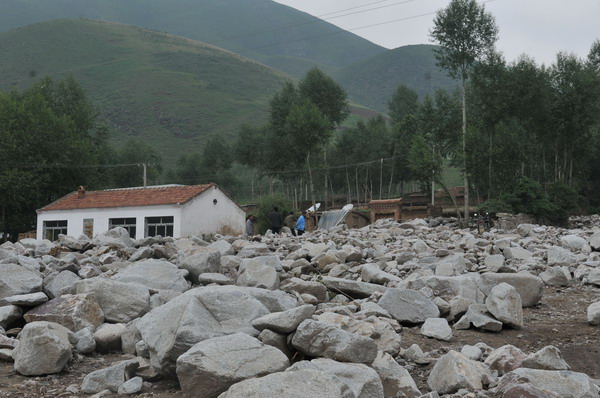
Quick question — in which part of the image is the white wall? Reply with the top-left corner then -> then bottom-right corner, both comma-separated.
36,186 -> 245,240
180,186 -> 245,236
37,205 -> 182,240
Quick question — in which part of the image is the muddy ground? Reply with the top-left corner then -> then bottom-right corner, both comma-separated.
1,285 -> 600,398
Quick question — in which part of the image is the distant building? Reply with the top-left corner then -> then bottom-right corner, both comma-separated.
36,184 -> 245,240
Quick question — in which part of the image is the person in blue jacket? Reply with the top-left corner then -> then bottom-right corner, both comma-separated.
295,211 -> 306,236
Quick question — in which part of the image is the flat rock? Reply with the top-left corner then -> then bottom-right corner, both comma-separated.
112,259 -> 189,292
378,288 -> 439,324
76,277 -> 150,323
321,276 -> 387,299
503,368 -> 599,398
289,358 -> 384,398
251,304 -> 315,333
217,368 -> 352,398
3,292 -> 48,306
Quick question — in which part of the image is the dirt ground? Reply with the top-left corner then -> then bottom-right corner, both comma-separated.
1,285 -> 600,398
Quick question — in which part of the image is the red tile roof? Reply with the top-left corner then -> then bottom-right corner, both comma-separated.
38,184 -> 214,211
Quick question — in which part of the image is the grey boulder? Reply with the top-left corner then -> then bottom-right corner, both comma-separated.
291,319 -> 378,365
176,333 -> 290,398
378,288 -> 439,324
13,321 -> 74,376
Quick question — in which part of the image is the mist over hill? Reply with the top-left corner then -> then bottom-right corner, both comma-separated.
0,19 -> 290,165
0,0 -> 386,78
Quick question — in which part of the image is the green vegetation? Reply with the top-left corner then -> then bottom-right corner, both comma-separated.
0,19 -> 289,168
0,76 -> 114,238
335,45 -> 457,113
0,0 -> 385,78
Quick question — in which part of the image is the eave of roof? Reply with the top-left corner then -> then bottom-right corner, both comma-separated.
37,184 -> 215,212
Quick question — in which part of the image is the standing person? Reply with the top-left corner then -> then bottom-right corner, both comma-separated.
295,211 -> 306,236
269,206 -> 283,234
245,215 -> 254,236
284,211 -> 297,236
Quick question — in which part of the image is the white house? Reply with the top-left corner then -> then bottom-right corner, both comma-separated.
36,184 -> 246,240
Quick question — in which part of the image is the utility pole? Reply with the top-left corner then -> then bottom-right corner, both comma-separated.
143,164 -> 147,187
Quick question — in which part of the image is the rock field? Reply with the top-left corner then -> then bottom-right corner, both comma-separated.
2,215 -> 600,397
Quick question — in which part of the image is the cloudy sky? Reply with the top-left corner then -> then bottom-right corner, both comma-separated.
273,0 -> 599,66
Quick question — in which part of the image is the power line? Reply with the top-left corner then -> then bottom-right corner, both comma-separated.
211,0 -> 419,46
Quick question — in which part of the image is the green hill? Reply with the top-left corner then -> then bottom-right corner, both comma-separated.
335,45 -> 458,113
0,0 -> 386,78
0,19 -> 290,165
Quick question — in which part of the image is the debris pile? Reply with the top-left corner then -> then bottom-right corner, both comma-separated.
1,215 -> 600,397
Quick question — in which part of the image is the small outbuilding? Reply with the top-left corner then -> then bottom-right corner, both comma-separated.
36,184 -> 245,240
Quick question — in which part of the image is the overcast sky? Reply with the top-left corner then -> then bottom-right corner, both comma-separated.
273,0 -> 599,66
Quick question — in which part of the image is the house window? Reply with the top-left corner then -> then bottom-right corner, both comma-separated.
109,217 -> 137,238
43,220 -> 67,241
83,218 -> 94,238
145,216 -> 174,237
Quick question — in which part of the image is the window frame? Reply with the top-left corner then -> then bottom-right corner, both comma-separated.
144,216 -> 174,237
43,220 -> 68,241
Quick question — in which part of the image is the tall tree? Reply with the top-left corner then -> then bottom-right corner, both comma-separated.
388,85 -> 419,125
430,0 -> 498,224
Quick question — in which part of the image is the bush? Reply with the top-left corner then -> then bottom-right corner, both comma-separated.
478,198 -> 513,214
255,193 -> 293,234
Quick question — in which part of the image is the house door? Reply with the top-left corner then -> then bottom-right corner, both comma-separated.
83,218 -> 94,238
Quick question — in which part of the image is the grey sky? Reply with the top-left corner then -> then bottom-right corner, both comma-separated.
273,0 -> 599,66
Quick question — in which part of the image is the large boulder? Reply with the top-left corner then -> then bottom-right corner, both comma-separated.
547,245 -> 577,266
480,272 -> 544,307
484,345 -> 527,376
321,276 -> 387,298
178,247 -> 222,282
485,282 -> 523,328
81,359 -> 140,394
135,285 -> 293,374
236,259 -> 280,290
289,358 -> 384,398
378,288 -> 439,324
176,333 -> 289,398
76,277 -> 150,323
587,301 -> 600,325
280,277 -> 328,302
44,270 -> 81,299
371,351 -> 421,398
13,321 -> 74,376
0,264 -> 42,304
421,317 -> 452,341
502,368 -> 599,398
111,259 -> 189,292
218,369 -> 353,398
316,312 -> 402,355
291,319 -> 378,365
427,350 -> 493,395
23,293 -> 104,332
521,345 -> 570,371
250,304 -> 315,333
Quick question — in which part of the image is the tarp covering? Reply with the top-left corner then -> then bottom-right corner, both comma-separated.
318,206 -> 353,230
